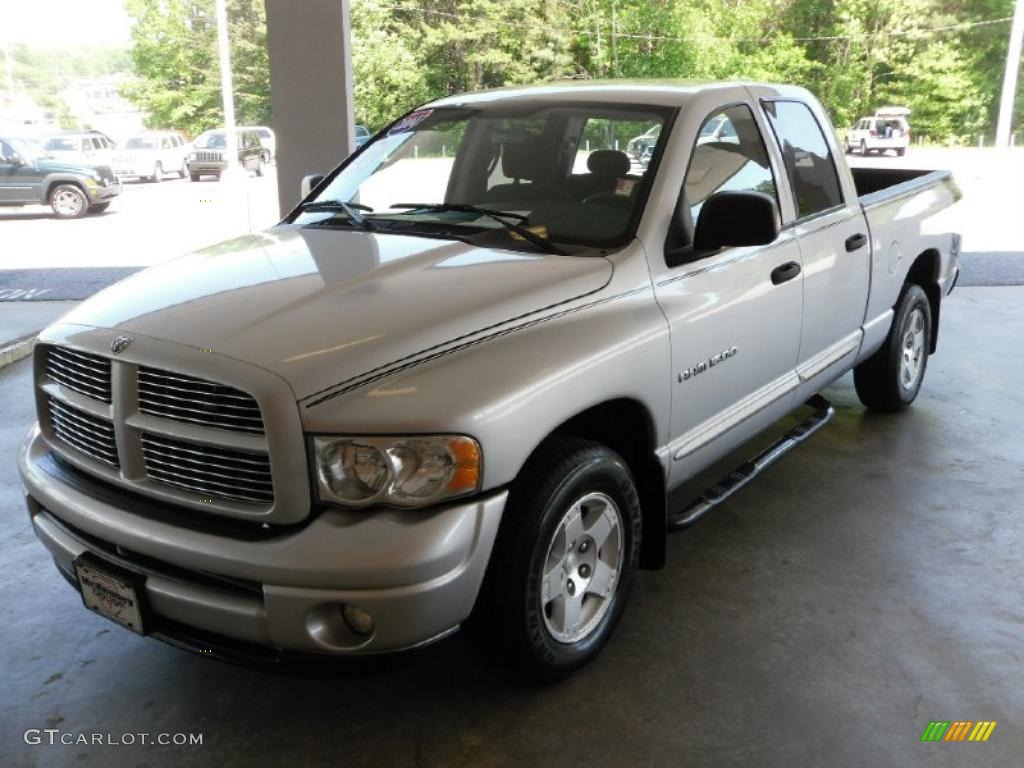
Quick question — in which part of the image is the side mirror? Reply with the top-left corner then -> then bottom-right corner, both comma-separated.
301,173 -> 325,198
693,190 -> 780,251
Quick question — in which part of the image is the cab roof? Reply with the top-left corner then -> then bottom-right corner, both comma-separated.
427,79 -> 809,109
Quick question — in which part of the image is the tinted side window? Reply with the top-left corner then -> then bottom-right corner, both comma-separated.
763,100 -> 843,218
681,104 -> 778,234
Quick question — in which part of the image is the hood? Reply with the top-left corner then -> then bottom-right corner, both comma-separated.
59,227 -> 613,399
36,157 -> 107,175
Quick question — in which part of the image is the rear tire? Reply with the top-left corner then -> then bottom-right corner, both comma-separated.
854,284 -> 932,412
466,436 -> 642,681
896,147 -> 906,157
860,140 -> 868,155
151,162 -> 163,182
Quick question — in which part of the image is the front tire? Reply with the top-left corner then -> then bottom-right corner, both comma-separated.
151,162 -> 163,182
854,284 -> 932,412
466,436 -> 642,681
860,140 -> 868,155
49,184 -> 89,219
190,173 -> 201,182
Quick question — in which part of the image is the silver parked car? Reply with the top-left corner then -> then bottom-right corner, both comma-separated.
19,82 -> 960,679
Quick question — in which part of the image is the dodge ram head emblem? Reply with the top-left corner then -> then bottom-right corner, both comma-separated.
110,335 -> 134,354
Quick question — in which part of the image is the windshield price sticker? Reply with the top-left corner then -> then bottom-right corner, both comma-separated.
389,110 -> 434,135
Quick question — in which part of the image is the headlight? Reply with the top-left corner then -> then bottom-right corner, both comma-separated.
313,435 -> 481,508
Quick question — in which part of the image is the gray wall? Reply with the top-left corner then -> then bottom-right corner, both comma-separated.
265,0 -> 355,215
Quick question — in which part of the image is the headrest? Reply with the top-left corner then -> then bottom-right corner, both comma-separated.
587,149 -> 630,178
501,141 -> 547,181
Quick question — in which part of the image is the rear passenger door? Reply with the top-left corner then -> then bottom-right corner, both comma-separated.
760,98 -> 870,397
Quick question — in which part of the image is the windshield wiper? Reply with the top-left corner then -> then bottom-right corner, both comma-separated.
297,199 -> 376,231
390,203 -> 567,255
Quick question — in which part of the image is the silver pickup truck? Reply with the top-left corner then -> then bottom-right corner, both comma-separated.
19,82 -> 960,679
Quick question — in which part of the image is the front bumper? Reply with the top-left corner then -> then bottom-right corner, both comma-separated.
20,426 -> 506,655
187,161 -> 228,174
84,177 -> 122,202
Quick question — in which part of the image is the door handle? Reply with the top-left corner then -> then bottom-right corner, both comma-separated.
845,233 -> 867,252
770,261 -> 801,285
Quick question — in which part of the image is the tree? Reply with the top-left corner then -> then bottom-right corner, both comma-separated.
123,0 -> 269,136
351,0 -> 430,129
121,0 -> 1019,143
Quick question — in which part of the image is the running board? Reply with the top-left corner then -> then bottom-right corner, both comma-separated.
667,394 -> 835,531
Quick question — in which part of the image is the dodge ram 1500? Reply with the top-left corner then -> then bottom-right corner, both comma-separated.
19,81 -> 960,679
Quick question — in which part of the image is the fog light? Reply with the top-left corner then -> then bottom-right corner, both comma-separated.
343,604 -> 375,637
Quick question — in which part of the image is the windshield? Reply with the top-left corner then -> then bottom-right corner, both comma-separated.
195,132 -> 227,149
6,138 -> 49,161
126,137 -> 159,149
302,100 -> 673,250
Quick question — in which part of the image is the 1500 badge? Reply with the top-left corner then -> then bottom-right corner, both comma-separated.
678,346 -> 738,382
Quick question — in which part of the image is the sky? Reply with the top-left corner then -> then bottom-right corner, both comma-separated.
1,0 -> 133,47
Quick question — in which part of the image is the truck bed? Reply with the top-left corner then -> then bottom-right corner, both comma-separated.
851,166 -> 958,208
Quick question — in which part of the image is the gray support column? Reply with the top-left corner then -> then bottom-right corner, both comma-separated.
265,0 -> 355,215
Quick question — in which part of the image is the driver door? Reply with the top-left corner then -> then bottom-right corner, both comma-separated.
651,102 -> 804,486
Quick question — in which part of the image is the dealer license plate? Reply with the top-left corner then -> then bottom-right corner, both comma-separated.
74,555 -> 148,634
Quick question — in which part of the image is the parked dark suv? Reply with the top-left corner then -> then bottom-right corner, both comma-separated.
0,137 -> 122,218
186,129 -> 265,180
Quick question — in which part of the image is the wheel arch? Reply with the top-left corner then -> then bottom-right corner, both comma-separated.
538,397 -> 667,570
42,174 -> 87,203
904,248 -> 942,353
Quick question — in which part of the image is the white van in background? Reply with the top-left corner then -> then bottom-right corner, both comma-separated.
846,107 -> 911,156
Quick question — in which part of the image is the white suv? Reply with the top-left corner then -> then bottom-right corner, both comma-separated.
846,109 -> 911,156
111,130 -> 190,182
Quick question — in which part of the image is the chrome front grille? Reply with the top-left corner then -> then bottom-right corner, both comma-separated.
47,397 -> 119,467
38,343 -> 277,512
138,367 -> 264,434
45,347 -> 112,402
141,433 -> 274,504
194,151 -> 223,163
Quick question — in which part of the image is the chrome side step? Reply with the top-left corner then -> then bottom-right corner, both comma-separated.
667,395 -> 835,531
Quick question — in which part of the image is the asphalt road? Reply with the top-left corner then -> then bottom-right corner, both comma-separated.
0,148 -> 1021,302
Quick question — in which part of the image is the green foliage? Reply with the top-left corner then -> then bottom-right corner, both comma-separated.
123,0 -> 269,136
119,0 -> 1020,142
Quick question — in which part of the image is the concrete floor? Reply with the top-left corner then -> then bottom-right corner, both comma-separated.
1,287 -> 1021,767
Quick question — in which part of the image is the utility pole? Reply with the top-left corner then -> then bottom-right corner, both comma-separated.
215,0 -> 240,174
996,0 -> 1024,148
